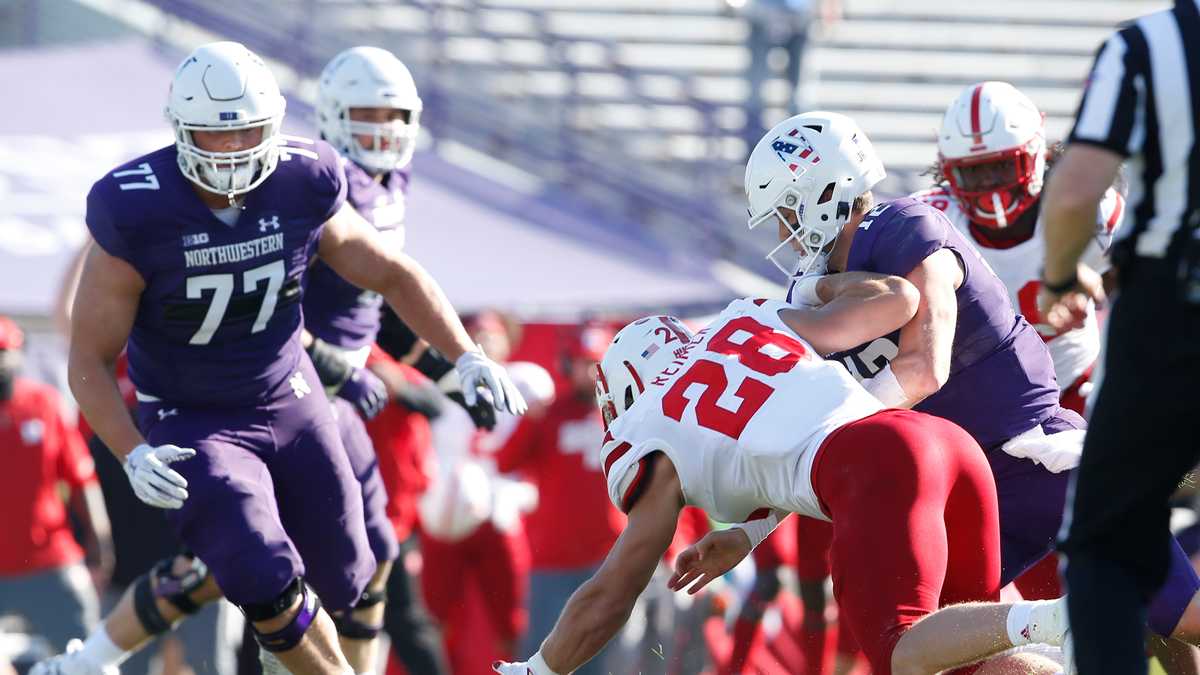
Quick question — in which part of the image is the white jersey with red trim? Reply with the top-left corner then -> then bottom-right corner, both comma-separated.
911,185 -> 1125,389
600,298 -> 883,523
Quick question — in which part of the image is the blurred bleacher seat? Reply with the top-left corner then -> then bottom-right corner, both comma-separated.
811,0 -> 1170,193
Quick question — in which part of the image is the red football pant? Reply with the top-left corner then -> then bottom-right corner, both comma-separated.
419,521 -> 530,670
813,410 -> 1002,675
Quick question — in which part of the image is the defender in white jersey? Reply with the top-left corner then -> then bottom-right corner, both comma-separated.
915,81 -> 1126,415
494,274 -> 1071,675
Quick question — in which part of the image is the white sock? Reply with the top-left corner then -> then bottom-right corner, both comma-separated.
1006,599 -> 1067,647
79,627 -> 130,668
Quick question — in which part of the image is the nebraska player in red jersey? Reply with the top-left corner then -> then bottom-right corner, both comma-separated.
494,276 -> 1069,675
914,81 -> 1124,419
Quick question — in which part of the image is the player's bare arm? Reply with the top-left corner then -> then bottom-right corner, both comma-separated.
778,271 -> 919,355
535,453 -> 683,674
317,203 -> 474,361
319,203 -> 527,413
68,242 -> 147,459
888,248 -> 964,406
1039,144 -> 1123,331
668,509 -> 790,595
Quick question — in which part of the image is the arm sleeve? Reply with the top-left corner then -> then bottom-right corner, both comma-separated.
1069,28 -> 1147,158
85,183 -> 135,266
858,207 -> 950,278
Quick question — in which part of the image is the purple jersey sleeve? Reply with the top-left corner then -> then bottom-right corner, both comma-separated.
85,182 -> 136,266
848,199 -> 951,278
307,142 -> 349,224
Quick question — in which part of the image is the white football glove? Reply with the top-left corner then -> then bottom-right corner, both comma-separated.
493,651 -> 557,674
456,345 -> 528,416
124,443 -> 196,509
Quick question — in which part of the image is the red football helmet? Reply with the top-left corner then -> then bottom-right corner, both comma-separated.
937,81 -> 1047,229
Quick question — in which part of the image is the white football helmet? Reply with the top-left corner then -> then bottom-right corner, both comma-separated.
937,81 -> 1047,229
745,112 -> 886,277
166,42 -> 286,199
317,46 -> 423,175
595,315 -> 694,429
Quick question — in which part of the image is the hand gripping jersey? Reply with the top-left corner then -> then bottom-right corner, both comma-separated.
85,137 -> 347,407
302,158 -> 411,358
600,298 -> 882,521
912,185 -> 1125,389
795,197 -> 1061,450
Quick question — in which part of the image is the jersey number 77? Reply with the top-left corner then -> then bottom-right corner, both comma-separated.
662,316 -> 810,439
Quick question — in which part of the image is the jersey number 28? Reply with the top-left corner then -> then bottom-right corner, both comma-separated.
661,316 -> 809,439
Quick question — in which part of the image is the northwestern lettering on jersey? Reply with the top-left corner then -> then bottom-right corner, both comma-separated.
183,232 -> 284,268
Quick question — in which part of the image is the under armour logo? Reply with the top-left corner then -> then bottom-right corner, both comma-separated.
289,371 -> 312,399
157,408 -> 179,421
258,216 -> 281,232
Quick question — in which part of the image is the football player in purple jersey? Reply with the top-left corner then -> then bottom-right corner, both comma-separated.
32,47 -> 464,675
61,42 -> 525,675
732,111 -> 1200,661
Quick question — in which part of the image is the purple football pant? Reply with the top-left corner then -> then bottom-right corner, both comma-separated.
989,408 -> 1198,636
135,362 -> 375,613
331,397 -> 399,564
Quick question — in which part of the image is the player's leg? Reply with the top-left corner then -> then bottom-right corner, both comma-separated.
324,399 -> 400,675
142,404 -> 351,675
263,391 -> 377,673
726,521 -> 792,674
815,410 -> 1004,675
472,522 -> 531,661
30,554 -> 220,675
893,416 -> 1071,674
794,517 -> 834,675
986,413 -> 1079,589
381,536 -> 449,675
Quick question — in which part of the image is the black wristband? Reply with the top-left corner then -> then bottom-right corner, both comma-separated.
1040,269 -> 1079,294
305,337 -> 353,389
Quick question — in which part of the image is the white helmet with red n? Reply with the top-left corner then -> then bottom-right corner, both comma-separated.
595,316 -> 694,429
937,81 -> 1047,229
745,111 -> 886,277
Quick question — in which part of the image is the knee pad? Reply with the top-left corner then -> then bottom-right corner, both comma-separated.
331,588 -> 387,640
243,578 -> 322,653
132,555 -> 211,635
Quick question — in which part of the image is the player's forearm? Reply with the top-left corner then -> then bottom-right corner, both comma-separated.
540,579 -> 637,673
379,256 -> 475,362
1041,196 -> 1098,285
68,354 -> 145,459
1042,145 -> 1123,285
783,274 -> 918,354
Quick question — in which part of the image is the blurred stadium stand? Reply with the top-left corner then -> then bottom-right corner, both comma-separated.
0,0 -> 1168,305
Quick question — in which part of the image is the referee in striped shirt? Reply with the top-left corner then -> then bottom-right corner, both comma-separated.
1039,1 -> 1199,672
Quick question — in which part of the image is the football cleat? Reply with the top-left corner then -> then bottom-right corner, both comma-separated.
29,639 -> 119,675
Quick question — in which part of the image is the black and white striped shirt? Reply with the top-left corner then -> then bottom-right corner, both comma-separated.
1070,0 -> 1200,258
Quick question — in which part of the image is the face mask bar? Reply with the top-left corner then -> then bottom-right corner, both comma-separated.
341,110 -> 420,174
174,116 -> 282,202
750,186 -> 832,277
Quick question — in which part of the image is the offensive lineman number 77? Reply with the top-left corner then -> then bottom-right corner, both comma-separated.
186,260 -> 285,345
